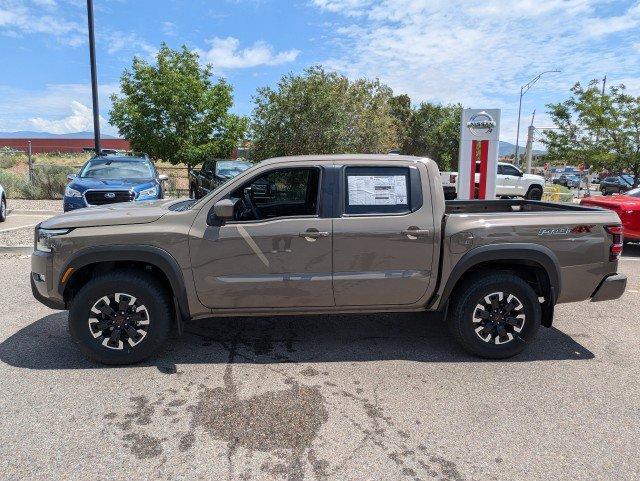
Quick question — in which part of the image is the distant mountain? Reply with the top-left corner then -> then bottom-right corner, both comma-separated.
0,131 -> 117,139
499,141 -> 546,157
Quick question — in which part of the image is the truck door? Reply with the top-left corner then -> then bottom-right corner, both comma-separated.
332,164 -> 436,306
501,163 -> 523,196
189,165 -> 334,309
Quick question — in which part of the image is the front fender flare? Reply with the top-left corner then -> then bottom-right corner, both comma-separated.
59,245 -> 191,323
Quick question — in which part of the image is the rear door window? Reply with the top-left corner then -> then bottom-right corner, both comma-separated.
344,166 -> 413,215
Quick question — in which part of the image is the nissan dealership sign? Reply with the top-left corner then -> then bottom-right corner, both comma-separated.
457,109 -> 501,200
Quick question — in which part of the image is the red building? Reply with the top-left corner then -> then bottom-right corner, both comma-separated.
0,138 -> 130,154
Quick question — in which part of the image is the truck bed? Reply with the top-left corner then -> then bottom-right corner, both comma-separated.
445,199 -> 601,215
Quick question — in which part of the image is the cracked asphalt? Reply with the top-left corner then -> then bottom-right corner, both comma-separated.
0,249 -> 639,480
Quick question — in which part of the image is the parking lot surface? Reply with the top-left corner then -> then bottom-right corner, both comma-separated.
1,250 -> 639,481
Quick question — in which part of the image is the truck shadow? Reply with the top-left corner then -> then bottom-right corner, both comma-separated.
0,310 -> 594,370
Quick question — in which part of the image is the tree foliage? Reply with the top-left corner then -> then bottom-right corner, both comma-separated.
110,44 -> 247,167
543,80 -> 640,186
250,66 -> 398,160
392,100 -> 461,170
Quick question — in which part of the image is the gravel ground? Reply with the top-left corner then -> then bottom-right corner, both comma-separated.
0,228 -> 33,247
0,249 -> 639,480
7,199 -> 62,212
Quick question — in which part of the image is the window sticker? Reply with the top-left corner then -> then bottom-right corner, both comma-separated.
348,175 -> 408,205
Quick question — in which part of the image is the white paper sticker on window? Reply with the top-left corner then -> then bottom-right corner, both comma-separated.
348,175 -> 408,205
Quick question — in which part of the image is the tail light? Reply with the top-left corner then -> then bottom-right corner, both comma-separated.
450,174 -> 457,184
605,225 -> 624,261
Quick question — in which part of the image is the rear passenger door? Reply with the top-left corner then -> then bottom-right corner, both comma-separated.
332,164 -> 436,306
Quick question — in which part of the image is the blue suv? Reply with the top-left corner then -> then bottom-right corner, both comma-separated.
64,155 -> 168,212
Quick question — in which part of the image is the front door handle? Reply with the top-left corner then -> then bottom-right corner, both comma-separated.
402,228 -> 431,239
299,229 -> 330,241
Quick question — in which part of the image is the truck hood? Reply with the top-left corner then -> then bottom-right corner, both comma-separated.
523,173 -> 545,182
41,199 -> 177,229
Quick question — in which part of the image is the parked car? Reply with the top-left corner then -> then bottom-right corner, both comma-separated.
0,183 -> 6,222
189,159 -> 252,199
31,154 -> 626,365
63,155 -> 168,212
581,187 -> 640,242
600,175 -> 634,195
441,162 -> 545,200
552,174 -> 581,189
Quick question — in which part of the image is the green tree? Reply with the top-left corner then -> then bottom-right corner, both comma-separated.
250,66 -> 398,160
392,102 -> 462,171
110,44 -> 247,167
543,80 -> 640,186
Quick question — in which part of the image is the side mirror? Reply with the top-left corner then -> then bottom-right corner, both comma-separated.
213,198 -> 236,221
67,173 -> 77,181
158,174 -> 169,182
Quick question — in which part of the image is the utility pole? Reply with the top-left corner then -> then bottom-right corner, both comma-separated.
86,0 -> 101,156
525,110 -> 535,174
515,69 -> 561,167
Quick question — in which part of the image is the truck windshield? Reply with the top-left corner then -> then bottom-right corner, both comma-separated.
80,158 -> 154,179
215,161 -> 252,179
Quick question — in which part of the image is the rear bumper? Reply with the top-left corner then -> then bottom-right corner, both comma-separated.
590,274 -> 627,302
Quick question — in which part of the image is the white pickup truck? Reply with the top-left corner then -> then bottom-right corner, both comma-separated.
441,162 -> 545,200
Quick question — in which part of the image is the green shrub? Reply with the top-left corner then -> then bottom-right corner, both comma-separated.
0,169 -> 29,197
0,147 -> 25,169
25,165 -> 77,200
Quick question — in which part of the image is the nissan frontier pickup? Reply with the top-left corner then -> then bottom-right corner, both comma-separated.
31,154 -> 626,364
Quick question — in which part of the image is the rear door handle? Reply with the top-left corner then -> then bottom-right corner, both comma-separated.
402,228 -> 431,238
299,229 -> 330,241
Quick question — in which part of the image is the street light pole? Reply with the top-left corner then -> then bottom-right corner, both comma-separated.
514,69 -> 560,167
86,0 -> 101,156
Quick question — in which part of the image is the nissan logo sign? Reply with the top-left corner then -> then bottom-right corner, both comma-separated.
104,192 -> 116,199
467,111 -> 496,136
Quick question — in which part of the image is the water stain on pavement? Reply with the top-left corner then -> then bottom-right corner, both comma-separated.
102,334 -> 468,480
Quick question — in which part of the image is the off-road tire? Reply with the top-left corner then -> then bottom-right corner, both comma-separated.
448,272 -> 541,359
68,269 -> 172,365
526,186 -> 543,201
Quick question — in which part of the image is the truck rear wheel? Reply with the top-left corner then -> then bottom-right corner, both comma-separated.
448,272 -> 541,359
68,270 -> 172,365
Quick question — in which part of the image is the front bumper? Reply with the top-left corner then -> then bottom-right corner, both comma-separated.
31,250 -> 65,310
590,274 -> 627,302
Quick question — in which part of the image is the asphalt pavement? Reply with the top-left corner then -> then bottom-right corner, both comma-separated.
0,250 -> 639,480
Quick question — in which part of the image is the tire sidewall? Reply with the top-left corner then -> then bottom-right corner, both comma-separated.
68,273 -> 171,365
0,197 -> 6,222
452,275 -> 541,358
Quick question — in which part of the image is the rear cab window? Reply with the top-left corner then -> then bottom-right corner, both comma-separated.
343,166 -> 422,215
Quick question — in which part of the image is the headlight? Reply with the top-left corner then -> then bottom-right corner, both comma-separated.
36,228 -> 71,252
65,186 -> 82,198
139,186 -> 158,197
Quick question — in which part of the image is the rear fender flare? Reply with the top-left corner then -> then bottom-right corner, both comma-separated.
437,243 -> 561,309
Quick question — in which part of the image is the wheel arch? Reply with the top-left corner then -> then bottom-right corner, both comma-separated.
437,244 -> 560,326
59,245 -> 190,327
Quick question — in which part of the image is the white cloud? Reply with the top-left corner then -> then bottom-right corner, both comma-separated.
198,37 -> 300,69
161,21 -> 176,36
0,83 -> 120,135
310,0 -> 640,146
28,100 -> 110,134
0,0 -> 85,46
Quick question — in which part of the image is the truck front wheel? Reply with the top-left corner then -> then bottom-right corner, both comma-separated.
68,270 -> 172,365
448,272 -> 541,359
526,186 -> 543,200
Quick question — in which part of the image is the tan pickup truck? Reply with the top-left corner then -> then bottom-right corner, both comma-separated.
31,154 -> 626,364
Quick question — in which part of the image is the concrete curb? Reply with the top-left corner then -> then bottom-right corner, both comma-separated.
0,245 -> 32,255
7,209 -> 61,216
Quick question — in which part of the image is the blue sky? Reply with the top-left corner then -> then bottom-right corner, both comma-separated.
1,0 -> 639,147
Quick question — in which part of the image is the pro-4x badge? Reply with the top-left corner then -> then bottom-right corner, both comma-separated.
538,227 -> 569,236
